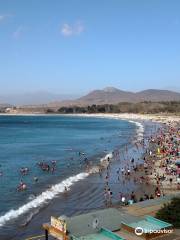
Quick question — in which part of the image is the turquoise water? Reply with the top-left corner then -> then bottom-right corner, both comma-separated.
0,115 -> 136,221
77,233 -> 120,240
74,228 -> 124,239
128,216 -> 172,233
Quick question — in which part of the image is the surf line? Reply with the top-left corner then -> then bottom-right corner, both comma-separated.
127,120 -> 144,141
0,172 -> 89,227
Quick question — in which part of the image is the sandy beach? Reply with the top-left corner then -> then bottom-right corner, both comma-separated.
90,113 -> 180,193
67,113 -> 180,123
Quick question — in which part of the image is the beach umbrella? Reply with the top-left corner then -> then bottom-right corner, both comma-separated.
175,160 -> 180,165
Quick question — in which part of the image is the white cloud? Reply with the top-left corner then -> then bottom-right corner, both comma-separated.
13,26 -> 23,39
61,21 -> 85,37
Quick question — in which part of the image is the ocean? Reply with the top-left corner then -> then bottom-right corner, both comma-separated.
0,115 -> 149,239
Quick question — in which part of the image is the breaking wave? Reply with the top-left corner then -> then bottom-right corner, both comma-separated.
0,172 -> 89,227
128,120 -> 144,140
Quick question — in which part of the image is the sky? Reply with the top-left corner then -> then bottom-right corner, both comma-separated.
0,0 -> 180,95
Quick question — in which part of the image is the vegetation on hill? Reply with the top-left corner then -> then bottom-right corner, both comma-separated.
56,101 -> 180,114
1,101 -> 179,114
75,88 -> 180,105
156,197 -> 180,228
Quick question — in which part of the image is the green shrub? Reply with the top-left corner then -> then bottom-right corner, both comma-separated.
156,197 -> 180,228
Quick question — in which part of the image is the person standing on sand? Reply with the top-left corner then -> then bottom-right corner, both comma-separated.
121,195 -> 126,205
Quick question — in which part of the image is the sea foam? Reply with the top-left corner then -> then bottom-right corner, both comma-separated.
0,172 -> 89,227
128,120 -> 144,140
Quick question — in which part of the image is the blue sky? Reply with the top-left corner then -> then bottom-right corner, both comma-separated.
0,0 -> 180,94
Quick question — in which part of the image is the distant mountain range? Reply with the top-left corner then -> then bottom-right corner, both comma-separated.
0,103 -> 13,108
0,92 -> 80,106
1,87 -> 180,109
47,87 -> 180,108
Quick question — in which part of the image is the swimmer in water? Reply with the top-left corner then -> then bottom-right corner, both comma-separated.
51,160 -> 57,166
33,176 -> 38,182
17,180 -> 27,191
64,186 -> 68,192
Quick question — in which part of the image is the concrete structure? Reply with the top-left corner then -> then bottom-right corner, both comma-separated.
42,196 -> 179,240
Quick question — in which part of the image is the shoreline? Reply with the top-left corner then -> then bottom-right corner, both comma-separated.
0,114 -> 179,239
1,112 -> 180,123
68,113 -> 180,124
78,114 -> 180,199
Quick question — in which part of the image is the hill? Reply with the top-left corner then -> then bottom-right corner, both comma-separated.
47,87 -> 180,108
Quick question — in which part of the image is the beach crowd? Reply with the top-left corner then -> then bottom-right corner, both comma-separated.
101,120 -> 180,206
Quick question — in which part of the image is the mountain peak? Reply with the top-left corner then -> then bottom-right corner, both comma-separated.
103,87 -> 120,92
